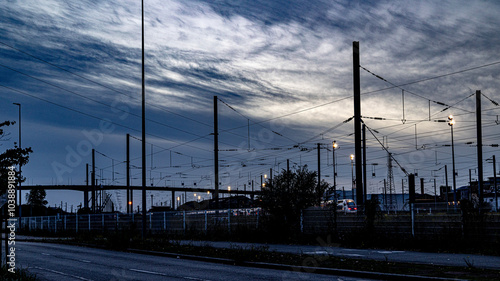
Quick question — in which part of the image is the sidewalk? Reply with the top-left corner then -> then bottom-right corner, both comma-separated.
175,239 -> 500,270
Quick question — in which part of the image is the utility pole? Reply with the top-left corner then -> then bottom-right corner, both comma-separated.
85,164 -> 89,209
92,149 -> 95,213
126,133 -> 130,214
476,90 -> 484,208
317,143 -> 321,190
141,0 -> 147,238
494,155 -> 498,212
362,124 -> 367,203
353,41 -> 364,208
445,165 -> 449,204
214,96 -> 219,209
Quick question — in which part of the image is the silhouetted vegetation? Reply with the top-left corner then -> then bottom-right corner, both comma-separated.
259,165 -> 328,235
0,120 -> 32,195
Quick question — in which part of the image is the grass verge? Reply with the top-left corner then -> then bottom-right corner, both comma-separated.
0,266 -> 39,281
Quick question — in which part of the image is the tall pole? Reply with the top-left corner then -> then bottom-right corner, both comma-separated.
126,133 -> 130,214
85,164 -> 89,209
317,143 -> 321,190
351,155 -> 354,200
141,0 -> 147,238
13,103 -> 21,219
332,141 -> 337,197
445,165 -> 449,204
494,155 -> 497,212
476,90 -> 484,208
92,149 -> 95,213
214,96 -> 219,209
449,117 -> 457,204
353,41 -> 364,208
362,124 -> 367,203
489,155 -> 498,212
332,141 -> 337,230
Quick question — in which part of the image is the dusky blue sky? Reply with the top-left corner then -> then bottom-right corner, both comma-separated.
1,0 -> 499,211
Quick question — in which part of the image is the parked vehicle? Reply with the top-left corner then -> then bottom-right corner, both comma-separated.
337,199 -> 357,213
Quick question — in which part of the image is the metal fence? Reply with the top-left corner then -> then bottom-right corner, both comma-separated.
18,208 -> 262,234
302,204 -> 500,242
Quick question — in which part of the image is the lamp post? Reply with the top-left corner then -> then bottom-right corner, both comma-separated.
332,141 -> 338,230
332,141 -> 338,198
448,115 -> 457,205
13,103 -> 21,220
350,154 -> 355,200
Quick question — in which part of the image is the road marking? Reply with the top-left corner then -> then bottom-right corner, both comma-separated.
377,251 -> 405,254
41,253 -> 51,256
79,259 -> 91,263
343,254 -> 365,257
32,266 -> 93,281
303,251 -> 330,255
130,268 -> 169,276
130,269 -> 211,281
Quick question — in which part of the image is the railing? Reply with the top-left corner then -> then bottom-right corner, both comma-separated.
17,208 -> 262,234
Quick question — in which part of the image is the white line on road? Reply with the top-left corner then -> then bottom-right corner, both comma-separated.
130,268 -> 211,281
41,253 -> 51,256
79,259 -> 91,263
130,268 -> 169,276
32,266 -> 93,281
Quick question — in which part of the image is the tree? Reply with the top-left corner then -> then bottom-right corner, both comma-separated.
0,121 -> 33,195
25,187 -> 48,207
259,165 -> 329,228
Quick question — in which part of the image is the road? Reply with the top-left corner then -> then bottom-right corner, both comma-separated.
15,241 -> 380,281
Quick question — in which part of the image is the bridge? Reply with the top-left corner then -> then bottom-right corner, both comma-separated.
22,185 -> 261,211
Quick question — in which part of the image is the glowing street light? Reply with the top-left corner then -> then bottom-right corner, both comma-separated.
350,154 -> 355,198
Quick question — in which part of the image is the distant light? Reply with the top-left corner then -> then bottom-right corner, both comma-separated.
128,201 -> 132,205
264,174 -> 267,179
350,154 -> 354,160
194,193 -> 197,197
333,141 -> 338,149
228,186 -> 231,191
177,196 -> 180,201
207,191 -> 210,194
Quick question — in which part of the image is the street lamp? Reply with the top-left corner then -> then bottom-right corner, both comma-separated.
332,141 -> 338,230
13,103 -> 22,220
448,115 -> 457,205
332,141 -> 338,194
350,154 -> 355,199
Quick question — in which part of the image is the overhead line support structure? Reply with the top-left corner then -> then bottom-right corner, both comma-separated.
353,41 -> 364,208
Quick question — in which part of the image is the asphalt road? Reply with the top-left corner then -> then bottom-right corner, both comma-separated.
14,241 -> 380,281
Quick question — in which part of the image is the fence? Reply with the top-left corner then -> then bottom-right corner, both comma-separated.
18,208 -> 261,235
16,205 -> 500,242
302,205 -> 500,242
